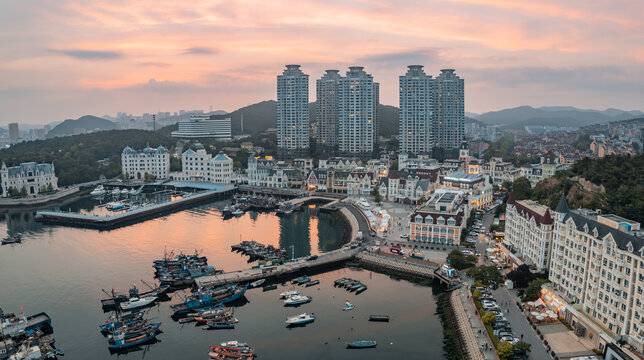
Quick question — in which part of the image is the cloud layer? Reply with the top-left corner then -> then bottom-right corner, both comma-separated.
0,0 -> 642,124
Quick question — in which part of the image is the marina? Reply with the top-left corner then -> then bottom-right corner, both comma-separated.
0,197 -> 445,359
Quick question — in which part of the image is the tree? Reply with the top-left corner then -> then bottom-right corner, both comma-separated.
47,183 -> 53,192
447,250 -> 477,270
506,264 -> 535,288
143,173 -> 156,182
40,185 -> 47,194
9,188 -> 19,197
497,341 -> 515,360
514,340 -> 532,358
472,289 -> 481,299
512,177 -> 532,200
20,186 -> 27,197
374,191 -> 382,203
467,266 -> 502,288
482,311 -> 496,326
523,279 -> 548,302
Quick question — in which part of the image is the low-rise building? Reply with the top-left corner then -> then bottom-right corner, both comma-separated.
121,145 -> 170,180
378,168 -> 439,204
505,193 -> 554,272
549,195 -> 644,352
408,190 -> 467,245
347,172 -> 375,196
439,171 -> 493,209
169,145 -> 233,183
1,162 -> 58,197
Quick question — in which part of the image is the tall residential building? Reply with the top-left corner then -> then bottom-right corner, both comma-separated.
316,70 -> 341,149
337,66 -> 378,157
399,65 -> 434,155
433,69 -> 464,152
277,64 -> 309,159
8,123 -> 19,142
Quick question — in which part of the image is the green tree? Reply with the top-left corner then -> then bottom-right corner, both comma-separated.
20,186 -> 27,197
47,183 -> 54,192
143,173 -> 156,182
523,279 -> 548,302
512,177 -> 532,200
374,191 -> 382,203
417,195 -> 426,204
467,266 -> 502,288
497,341 -> 514,360
9,188 -> 19,197
447,250 -> 477,270
482,311 -> 496,326
514,340 -> 532,358
472,289 -> 481,300
40,185 -> 47,193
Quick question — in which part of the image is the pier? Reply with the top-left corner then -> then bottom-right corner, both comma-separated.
35,186 -> 234,229
195,247 -> 361,288
355,251 -> 439,278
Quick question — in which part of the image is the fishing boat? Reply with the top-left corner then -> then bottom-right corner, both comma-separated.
219,341 -> 251,351
100,311 -> 144,333
355,285 -> 367,294
90,185 -> 107,196
285,313 -> 315,327
107,324 -> 161,350
348,282 -> 364,292
283,295 -> 312,306
204,317 -> 237,329
334,278 -> 348,286
171,284 -> 248,315
291,276 -> 308,284
342,301 -> 354,311
209,344 -> 255,359
279,290 -> 299,299
120,296 -> 157,311
1,234 -> 21,245
369,315 -> 389,322
346,340 -> 377,349
249,279 -> 265,288
304,280 -> 320,287
232,208 -> 244,216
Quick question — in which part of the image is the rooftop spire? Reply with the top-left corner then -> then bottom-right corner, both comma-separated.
555,193 -> 569,213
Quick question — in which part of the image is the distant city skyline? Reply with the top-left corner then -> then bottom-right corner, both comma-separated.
1,0 -> 643,125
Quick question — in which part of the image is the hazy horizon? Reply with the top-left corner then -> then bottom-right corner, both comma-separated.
1,0 -> 643,125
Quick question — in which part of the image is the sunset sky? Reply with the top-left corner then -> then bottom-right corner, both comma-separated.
1,0 -> 643,125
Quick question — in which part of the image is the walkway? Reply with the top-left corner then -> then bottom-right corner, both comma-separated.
355,251 -> 437,278
456,287 -> 497,360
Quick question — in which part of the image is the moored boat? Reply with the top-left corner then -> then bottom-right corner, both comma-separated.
285,313 -> 315,327
279,290 -> 299,299
1,234 -> 21,245
120,296 -> 157,311
304,280 -> 319,287
342,301 -> 354,311
107,325 -> 160,350
368,315 -> 389,322
283,295 -> 312,306
90,185 -> 107,196
249,279 -> 265,288
346,340 -> 377,349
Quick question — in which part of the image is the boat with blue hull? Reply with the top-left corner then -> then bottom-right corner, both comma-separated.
346,340 -> 377,349
100,312 -> 144,333
285,313 -> 315,327
171,284 -> 248,315
107,323 -> 161,350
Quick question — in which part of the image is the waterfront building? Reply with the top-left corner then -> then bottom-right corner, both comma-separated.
548,195 -> 644,352
399,65 -> 433,155
438,171 -> 493,209
247,156 -> 277,187
1,162 -> 58,197
277,64 -> 309,159
316,70 -> 342,149
171,115 -> 232,140
379,169 -> 439,204
433,69 -> 464,153
337,66 -> 378,157
170,145 -> 232,183
505,193 -> 554,272
408,190 -> 467,245
121,145 -> 170,180
8,123 -> 19,142
346,172 -> 375,196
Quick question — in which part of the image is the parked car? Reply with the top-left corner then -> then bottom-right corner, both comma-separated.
307,255 -> 318,261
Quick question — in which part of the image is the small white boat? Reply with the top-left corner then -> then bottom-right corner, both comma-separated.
90,185 -> 106,196
120,296 -> 157,311
284,295 -> 312,306
286,313 -> 315,326
232,209 -> 244,216
280,290 -> 300,299
129,188 -> 138,195
250,279 -> 265,288
120,188 -> 129,195
111,188 -> 121,195
342,301 -> 354,311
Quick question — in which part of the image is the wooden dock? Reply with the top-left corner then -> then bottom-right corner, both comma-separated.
35,187 -> 234,229
195,247 -> 360,288
355,251 -> 438,278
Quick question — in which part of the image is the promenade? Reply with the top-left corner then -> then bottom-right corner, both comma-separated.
455,287 -> 498,360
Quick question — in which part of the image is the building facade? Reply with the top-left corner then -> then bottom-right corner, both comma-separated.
439,171 -> 493,209
8,123 -> 19,142
505,194 -> 554,272
170,146 -> 233,183
549,195 -> 644,352
316,70 -> 342,149
1,162 -> 58,197
171,115 -> 232,140
277,64 -> 309,159
408,190 -> 467,245
337,66 -> 378,157
121,145 -> 170,180
433,69 -> 464,151
399,65 -> 433,155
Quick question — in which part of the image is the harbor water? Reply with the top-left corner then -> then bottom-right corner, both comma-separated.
0,196 -> 445,359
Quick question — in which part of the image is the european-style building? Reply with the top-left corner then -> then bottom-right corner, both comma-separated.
408,190 -> 468,245
121,145 -> 170,180
169,145 -> 233,183
1,162 -> 58,197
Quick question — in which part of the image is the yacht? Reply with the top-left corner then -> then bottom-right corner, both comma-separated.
285,313 -> 315,326
120,188 -> 129,195
111,188 -> 121,196
283,295 -> 312,306
90,185 -> 106,196
119,296 -> 157,311
129,188 -> 138,195
279,290 -> 299,299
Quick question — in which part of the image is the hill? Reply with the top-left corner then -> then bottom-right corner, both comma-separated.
473,106 -> 642,128
46,115 -> 117,138
0,130 -> 174,186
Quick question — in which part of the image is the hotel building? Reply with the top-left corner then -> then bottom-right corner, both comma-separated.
121,145 -> 170,180
408,190 -> 467,245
